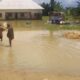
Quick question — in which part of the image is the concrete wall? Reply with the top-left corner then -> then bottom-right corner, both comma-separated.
0,9 -> 42,20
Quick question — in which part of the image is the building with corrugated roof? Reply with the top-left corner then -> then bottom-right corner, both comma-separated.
0,0 -> 43,20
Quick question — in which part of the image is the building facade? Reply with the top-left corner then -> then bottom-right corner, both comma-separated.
0,0 -> 43,20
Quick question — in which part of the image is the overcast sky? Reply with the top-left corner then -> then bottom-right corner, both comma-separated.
34,0 -> 78,7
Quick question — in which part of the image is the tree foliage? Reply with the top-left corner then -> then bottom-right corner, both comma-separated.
53,1 -> 63,12
70,1 -> 80,16
41,1 -> 64,16
76,1 -> 80,16
65,0 -> 80,19
41,3 -> 51,16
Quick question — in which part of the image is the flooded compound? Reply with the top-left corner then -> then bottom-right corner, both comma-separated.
0,30 -> 80,80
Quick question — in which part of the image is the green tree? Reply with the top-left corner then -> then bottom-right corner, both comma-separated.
71,1 -> 80,18
76,1 -> 80,16
41,1 -> 64,16
41,3 -> 50,16
54,1 -> 64,12
50,0 -> 64,12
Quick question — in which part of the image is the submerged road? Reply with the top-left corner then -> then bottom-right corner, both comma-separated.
0,30 -> 80,80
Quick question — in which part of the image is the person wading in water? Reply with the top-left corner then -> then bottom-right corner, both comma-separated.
0,24 -> 5,42
7,24 -> 14,47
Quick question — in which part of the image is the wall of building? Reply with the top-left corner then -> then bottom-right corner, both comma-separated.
0,9 -> 42,20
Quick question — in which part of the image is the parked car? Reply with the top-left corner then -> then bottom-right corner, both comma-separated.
49,11 -> 65,24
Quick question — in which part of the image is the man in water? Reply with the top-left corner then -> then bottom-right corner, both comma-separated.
7,24 -> 14,47
0,25 -> 5,42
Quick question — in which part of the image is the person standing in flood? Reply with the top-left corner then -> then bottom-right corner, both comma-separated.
0,25 -> 5,42
7,24 -> 14,47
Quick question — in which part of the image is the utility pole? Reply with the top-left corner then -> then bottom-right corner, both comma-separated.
50,0 -> 54,12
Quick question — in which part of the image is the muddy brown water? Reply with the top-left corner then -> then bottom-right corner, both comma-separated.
0,30 -> 80,80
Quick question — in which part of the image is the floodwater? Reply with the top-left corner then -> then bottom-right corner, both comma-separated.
0,30 -> 80,80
